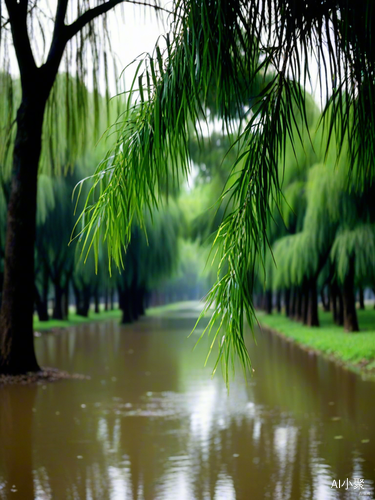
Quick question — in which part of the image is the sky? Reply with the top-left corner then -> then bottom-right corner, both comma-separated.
1,1 -> 170,94
101,2 -> 171,94
1,0 -> 331,106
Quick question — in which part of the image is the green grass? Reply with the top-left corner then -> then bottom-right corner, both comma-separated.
33,309 -> 122,331
257,309 -> 375,374
33,301 -> 199,332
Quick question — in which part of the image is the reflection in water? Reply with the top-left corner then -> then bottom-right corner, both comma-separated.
0,304 -> 374,499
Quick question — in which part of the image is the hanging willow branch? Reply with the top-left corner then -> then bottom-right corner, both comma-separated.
76,0 -> 375,384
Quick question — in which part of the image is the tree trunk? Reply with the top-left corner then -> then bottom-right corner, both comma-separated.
73,284 -> 84,316
94,290 -> 100,314
63,281 -> 69,319
343,257 -> 359,332
284,289 -> 291,317
306,279 -> 319,327
330,284 -> 338,323
290,287 -> 297,318
119,288 -> 134,324
358,287 -> 365,310
53,283 -> 65,320
0,94 -> 47,374
275,290 -> 281,313
331,281 -> 344,326
265,290 -> 272,315
82,288 -> 91,317
34,285 -> 49,322
301,282 -> 309,325
295,286 -> 303,322
337,289 -> 344,326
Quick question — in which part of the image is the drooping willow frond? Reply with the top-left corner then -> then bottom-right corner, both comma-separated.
77,0 -> 375,384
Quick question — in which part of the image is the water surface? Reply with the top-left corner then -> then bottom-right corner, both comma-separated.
0,304 -> 374,499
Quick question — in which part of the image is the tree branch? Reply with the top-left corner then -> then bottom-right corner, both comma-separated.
65,0 -> 169,42
45,0 -> 70,73
4,0 -> 36,80
44,0 -> 168,89
55,0 -> 69,29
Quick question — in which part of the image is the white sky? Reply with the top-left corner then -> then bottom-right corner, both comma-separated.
2,1 -> 170,95
2,1 -> 330,110
102,2 -> 170,94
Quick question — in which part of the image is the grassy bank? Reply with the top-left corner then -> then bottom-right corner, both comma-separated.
257,309 -> 375,376
33,309 -> 122,332
33,301 -> 199,332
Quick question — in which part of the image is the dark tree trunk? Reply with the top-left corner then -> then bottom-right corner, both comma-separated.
265,290 -> 272,315
330,284 -> 338,323
82,288 -> 91,317
0,94 -> 48,374
34,284 -> 49,322
53,283 -> 65,320
63,281 -> 69,319
104,288 -> 109,312
331,281 -> 344,326
290,287 -> 296,318
295,286 -> 303,322
358,287 -> 365,310
110,288 -> 115,310
337,289 -> 344,326
306,279 -> 319,327
119,288 -> 134,324
326,285 -> 331,311
284,289 -> 291,317
73,284 -> 83,316
301,282 -> 309,325
276,290 -> 281,313
73,282 -> 91,317
94,289 -> 100,314
343,257 -> 359,332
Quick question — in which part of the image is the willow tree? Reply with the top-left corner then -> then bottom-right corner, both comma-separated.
0,0 -> 166,375
115,204 -> 180,323
77,0 -> 374,382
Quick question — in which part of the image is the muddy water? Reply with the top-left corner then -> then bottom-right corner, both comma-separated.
0,304 -> 374,499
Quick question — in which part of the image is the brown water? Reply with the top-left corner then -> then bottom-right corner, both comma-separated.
0,303 -> 374,500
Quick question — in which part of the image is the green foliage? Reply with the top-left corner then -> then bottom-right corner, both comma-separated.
33,308 -> 122,332
331,225 -> 375,284
76,0 -> 375,379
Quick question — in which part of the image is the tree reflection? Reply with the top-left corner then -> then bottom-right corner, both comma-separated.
0,384 -> 36,499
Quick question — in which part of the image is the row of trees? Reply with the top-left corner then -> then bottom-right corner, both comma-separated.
184,91 -> 375,334
253,98 -> 375,332
1,0 -> 374,375
0,74 -> 185,331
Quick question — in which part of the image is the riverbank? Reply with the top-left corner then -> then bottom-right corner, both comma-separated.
257,309 -> 375,378
33,309 -> 122,332
33,301 -> 200,333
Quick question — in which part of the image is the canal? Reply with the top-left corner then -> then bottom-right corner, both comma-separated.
0,303 -> 374,499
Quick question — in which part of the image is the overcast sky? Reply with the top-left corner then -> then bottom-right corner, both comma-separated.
2,1 -> 329,106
